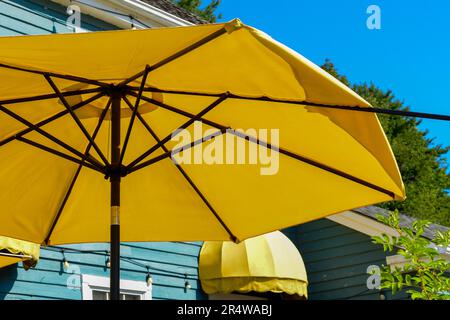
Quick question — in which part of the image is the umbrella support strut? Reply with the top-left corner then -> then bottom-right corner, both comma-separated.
110,89 -> 121,300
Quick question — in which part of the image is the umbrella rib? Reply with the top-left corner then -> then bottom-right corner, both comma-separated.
119,67 -> 150,167
126,93 -> 229,169
128,129 -> 225,173
126,96 -> 397,199
16,136 -> 104,173
0,104 -> 104,170
43,98 -> 112,245
0,92 -> 104,147
149,27 -> 228,72
0,88 -> 104,105
122,96 -> 237,242
0,62 -> 110,88
126,87 -> 450,122
117,27 -> 227,87
45,74 -> 111,167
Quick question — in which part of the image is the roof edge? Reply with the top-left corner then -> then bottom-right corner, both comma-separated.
49,0 -> 196,30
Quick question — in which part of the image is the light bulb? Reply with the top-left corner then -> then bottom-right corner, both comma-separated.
146,274 -> 153,286
63,258 -> 70,270
106,257 -> 111,268
185,281 -> 191,290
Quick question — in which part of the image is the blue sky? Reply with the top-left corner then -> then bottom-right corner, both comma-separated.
216,0 -> 450,169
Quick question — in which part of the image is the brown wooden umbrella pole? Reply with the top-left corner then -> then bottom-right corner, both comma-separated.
110,88 -> 121,300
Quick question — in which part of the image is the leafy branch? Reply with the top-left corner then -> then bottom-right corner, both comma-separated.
372,210 -> 450,300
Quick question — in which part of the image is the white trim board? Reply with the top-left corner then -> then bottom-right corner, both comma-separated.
81,274 -> 152,300
50,0 -> 192,29
326,210 -> 399,238
327,211 -> 450,256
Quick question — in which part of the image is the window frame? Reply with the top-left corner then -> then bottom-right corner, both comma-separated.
81,274 -> 152,300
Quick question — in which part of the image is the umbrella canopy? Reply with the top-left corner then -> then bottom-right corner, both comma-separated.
0,236 -> 40,269
0,19 -> 405,299
199,231 -> 308,298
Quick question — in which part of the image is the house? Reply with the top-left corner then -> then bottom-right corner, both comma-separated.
287,206 -> 449,300
0,0 -> 447,300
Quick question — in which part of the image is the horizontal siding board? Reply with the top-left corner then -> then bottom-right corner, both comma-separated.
0,278 -> 81,300
304,249 -> 387,273
0,0 -> 118,36
124,242 -> 202,257
0,4 -> 73,34
0,292 -> 62,300
309,285 -> 410,301
308,283 -> 373,300
348,292 -> 383,300
297,224 -> 359,243
308,274 -> 374,294
295,218 -> 338,232
291,219 -> 407,300
0,11 -> 57,35
3,267 -> 74,287
303,241 -> 384,263
152,283 -> 204,300
348,290 -> 409,301
124,245 -> 200,266
383,290 -> 410,300
56,242 -> 202,257
0,24 -> 25,35
298,232 -> 373,253
307,260 -> 384,283
24,0 -> 117,31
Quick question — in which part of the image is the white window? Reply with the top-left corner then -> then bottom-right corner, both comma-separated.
81,274 -> 151,300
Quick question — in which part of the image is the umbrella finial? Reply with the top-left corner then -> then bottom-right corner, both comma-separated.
225,18 -> 244,34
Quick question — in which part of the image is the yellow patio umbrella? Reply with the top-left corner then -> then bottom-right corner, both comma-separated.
200,231 -> 308,299
0,236 -> 40,270
0,19 -> 404,299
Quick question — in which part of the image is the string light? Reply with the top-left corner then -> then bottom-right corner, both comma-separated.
45,246 -> 196,278
184,273 -> 191,290
62,250 -> 70,270
146,267 -> 153,286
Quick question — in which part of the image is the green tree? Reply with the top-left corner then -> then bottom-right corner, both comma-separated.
173,0 -> 221,23
322,59 -> 450,226
372,210 -> 450,300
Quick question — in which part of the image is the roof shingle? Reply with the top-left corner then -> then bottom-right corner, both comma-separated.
353,206 -> 449,241
141,0 -> 207,24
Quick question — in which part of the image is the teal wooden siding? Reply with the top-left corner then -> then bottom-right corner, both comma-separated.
0,242 -> 206,300
285,219 -> 409,300
0,0 -> 118,35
